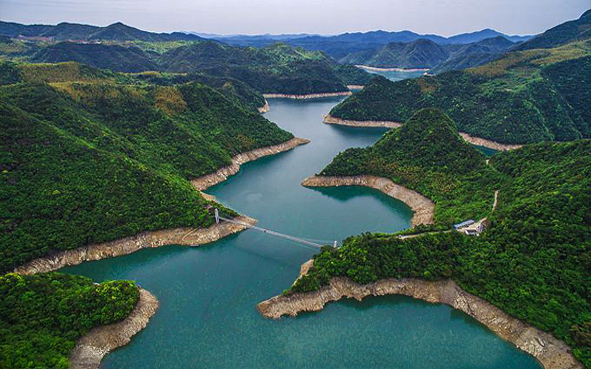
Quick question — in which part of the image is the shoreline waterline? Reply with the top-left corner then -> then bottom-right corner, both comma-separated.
355,65 -> 430,72
263,91 -> 352,99
302,175 -> 434,227
257,262 -> 583,369
15,136 -> 311,274
192,137 -> 310,191
69,288 -> 159,369
324,114 -> 524,151
14,216 -> 257,275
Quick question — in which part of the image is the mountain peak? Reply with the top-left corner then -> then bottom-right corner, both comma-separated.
372,108 -> 485,174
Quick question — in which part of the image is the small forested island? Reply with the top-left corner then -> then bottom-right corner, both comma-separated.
327,10 -> 591,145
261,108 -> 591,368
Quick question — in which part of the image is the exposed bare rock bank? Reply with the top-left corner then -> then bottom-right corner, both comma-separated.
324,114 -> 523,151
323,114 -> 402,128
263,91 -> 352,99
69,288 -> 159,369
14,216 -> 256,274
355,65 -> 429,72
192,137 -> 310,191
459,132 -> 523,151
347,85 -> 365,90
258,100 -> 270,113
257,268 -> 582,369
302,175 -> 434,226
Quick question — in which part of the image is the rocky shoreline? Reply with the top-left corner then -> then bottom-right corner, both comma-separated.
324,114 -> 523,151
257,263 -> 583,369
263,91 -> 352,99
16,137 -> 310,274
69,288 -> 159,369
347,85 -> 365,90
459,132 -> 523,151
355,65 -> 430,72
302,175 -> 434,226
323,114 -> 402,128
14,215 -> 256,274
258,100 -> 270,113
192,137 -> 310,191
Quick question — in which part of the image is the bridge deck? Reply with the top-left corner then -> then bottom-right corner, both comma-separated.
218,215 -> 333,248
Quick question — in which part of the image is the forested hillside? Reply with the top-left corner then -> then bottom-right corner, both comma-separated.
0,61 -> 294,273
320,109 -> 496,223
339,36 -> 515,72
294,117 -> 591,366
31,42 -> 159,72
0,34 -> 372,94
159,42 -> 370,93
0,273 -> 140,368
329,40 -> 591,144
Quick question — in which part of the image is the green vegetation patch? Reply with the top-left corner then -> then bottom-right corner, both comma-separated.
0,273 -> 140,369
321,108 -> 498,223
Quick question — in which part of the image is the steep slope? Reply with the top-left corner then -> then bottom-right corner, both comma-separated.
0,62 -> 295,272
320,108 -> 493,223
516,9 -> 591,51
340,39 -> 449,69
329,40 -> 591,144
30,42 -> 158,72
293,139 -> 591,368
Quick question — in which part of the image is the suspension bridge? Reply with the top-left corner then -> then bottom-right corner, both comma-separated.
215,209 -> 338,249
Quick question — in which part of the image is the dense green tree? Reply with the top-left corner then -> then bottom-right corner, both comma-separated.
0,273 -> 140,369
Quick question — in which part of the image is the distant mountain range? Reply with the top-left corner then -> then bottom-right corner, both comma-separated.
0,21 -> 203,42
328,9 -> 591,145
205,28 -> 532,59
0,19 -> 534,73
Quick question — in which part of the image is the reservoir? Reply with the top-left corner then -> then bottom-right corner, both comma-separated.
63,97 -> 540,368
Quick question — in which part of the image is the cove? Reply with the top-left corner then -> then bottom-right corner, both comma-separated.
62,96 -> 540,368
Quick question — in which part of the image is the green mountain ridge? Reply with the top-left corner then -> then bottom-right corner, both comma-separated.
31,41 -> 159,72
1,39 -> 372,95
321,108 -> 494,223
329,39 -> 591,144
0,62 -> 294,273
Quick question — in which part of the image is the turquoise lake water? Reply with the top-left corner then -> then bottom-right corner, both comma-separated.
63,96 -> 539,368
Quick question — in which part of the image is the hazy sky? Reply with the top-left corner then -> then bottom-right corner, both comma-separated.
1,0 -> 589,36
